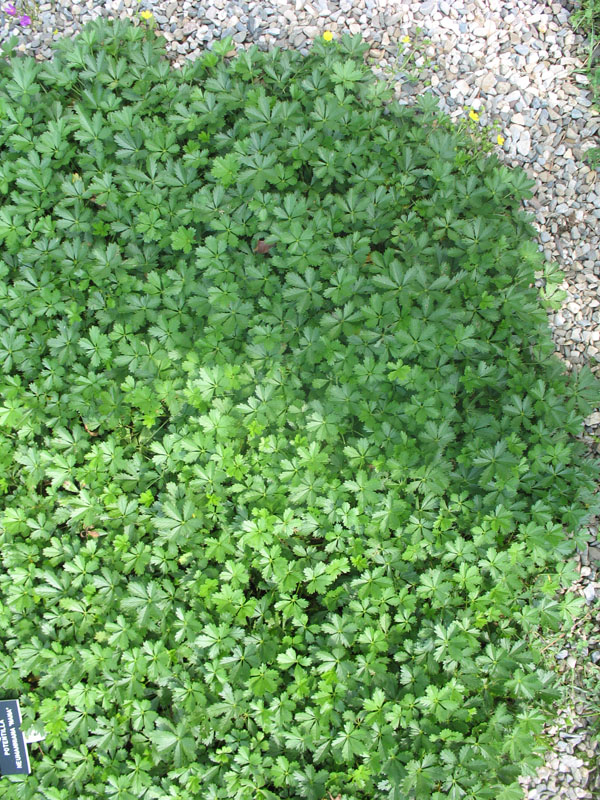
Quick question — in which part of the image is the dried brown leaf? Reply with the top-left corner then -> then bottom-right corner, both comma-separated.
254,239 -> 274,254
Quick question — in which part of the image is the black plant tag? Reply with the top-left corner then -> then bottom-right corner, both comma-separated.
0,700 -> 31,776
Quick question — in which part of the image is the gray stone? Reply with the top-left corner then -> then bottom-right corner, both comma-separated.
517,130 -> 531,156
419,0 -> 437,14
588,545 -> 600,561
583,583 -> 596,603
481,72 -> 496,92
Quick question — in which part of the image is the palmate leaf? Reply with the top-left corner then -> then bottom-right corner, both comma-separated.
144,128 -> 180,159
77,325 -> 112,367
87,715 -> 124,756
114,127 -> 145,159
331,721 -> 368,762
105,774 -> 138,800
209,683 -> 246,725
4,56 -> 40,101
120,579 -> 170,627
402,754 -> 445,796
73,105 -> 111,144
210,153 -> 240,186
134,207 -> 167,241
276,647 -> 310,670
195,623 -> 239,657
497,785 -> 528,800
150,721 -> 196,767
170,225 -> 195,253
152,499 -> 200,546
0,207 -> 28,248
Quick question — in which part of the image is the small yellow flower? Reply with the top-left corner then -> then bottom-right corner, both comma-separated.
401,35 -> 410,43
140,10 -> 153,20
497,134 -> 505,146
469,109 -> 480,122
323,30 -> 333,42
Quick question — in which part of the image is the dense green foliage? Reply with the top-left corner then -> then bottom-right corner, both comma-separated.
572,0 -> 600,61
572,0 -> 600,165
1,17 -> 600,800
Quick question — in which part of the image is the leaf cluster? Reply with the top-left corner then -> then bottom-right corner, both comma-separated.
1,18 -> 600,800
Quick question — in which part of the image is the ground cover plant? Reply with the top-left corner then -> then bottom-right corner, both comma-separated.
572,0 -> 600,166
1,17 -> 600,800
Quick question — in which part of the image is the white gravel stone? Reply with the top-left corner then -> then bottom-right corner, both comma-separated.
517,130 -> 532,156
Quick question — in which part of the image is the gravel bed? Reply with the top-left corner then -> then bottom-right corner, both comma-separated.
2,0 -> 600,797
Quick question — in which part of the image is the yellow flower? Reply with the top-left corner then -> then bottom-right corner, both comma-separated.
323,30 -> 333,42
401,35 -> 410,43
497,134 -> 505,146
140,10 -> 153,20
469,109 -> 480,122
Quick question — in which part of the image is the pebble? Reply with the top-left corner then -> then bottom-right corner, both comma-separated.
2,2 -> 600,799
518,130 -> 532,156
481,72 -> 496,92
583,583 -> 596,603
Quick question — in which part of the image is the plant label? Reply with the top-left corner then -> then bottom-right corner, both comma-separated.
0,700 -> 31,776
